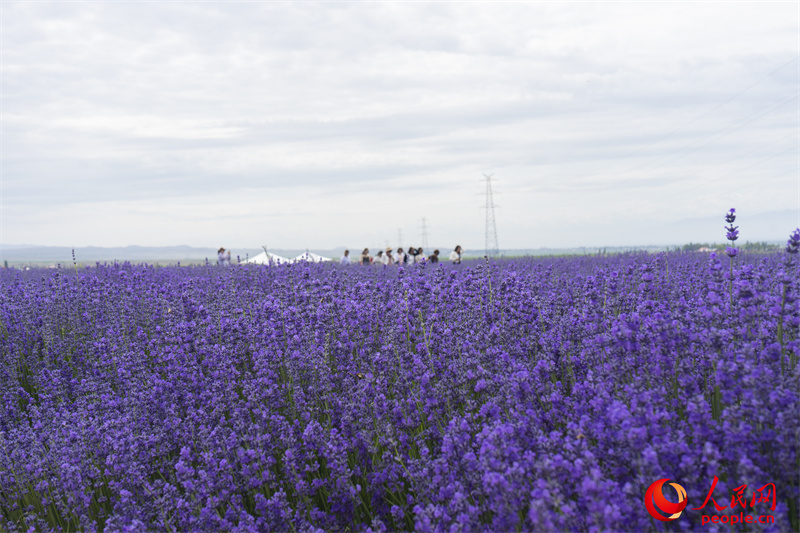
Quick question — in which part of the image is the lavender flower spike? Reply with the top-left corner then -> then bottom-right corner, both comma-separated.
786,228 -> 800,254
725,209 -> 739,258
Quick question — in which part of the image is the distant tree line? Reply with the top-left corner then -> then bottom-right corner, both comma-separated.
679,241 -> 781,252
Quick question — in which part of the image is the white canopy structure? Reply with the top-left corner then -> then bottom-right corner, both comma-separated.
244,251 -> 291,265
293,251 -> 332,263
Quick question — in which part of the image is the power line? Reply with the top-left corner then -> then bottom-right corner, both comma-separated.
710,130 -> 798,169
589,55 -> 800,178
569,125 -> 798,216
574,91 -> 800,209
618,89 -> 800,177
726,142 -> 798,175
653,145 -> 799,205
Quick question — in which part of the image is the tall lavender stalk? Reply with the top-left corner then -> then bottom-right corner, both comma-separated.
724,208 -> 739,304
778,228 -> 800,375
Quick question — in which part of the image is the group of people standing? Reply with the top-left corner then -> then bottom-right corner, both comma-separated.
340,245 -> 462,266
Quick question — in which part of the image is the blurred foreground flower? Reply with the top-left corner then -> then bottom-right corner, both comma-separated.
786,228 -> 800,254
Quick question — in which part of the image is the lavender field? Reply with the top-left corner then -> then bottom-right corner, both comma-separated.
1,246 -> 798,531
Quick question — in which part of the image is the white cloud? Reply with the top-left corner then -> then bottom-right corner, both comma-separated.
2,1 -> 798,249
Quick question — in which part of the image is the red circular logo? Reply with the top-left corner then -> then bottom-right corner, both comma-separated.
645,479 -> 687,521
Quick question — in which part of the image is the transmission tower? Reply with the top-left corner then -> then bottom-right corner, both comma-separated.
482,174 -> 500,257
420,217 -> 430,251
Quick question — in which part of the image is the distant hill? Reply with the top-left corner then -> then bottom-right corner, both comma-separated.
1,240 -> 788,267
0,245 -> 263,264
0,245 -> 352,265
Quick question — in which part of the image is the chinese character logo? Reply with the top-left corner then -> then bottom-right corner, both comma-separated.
645,479 -> 688,521
691,475 -> 777,513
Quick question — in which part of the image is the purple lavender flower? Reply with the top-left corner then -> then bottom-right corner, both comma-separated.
786,228 -> 800,254
0,251 -> 797,531
725,208 -> 739,258
725,225 -> 739,243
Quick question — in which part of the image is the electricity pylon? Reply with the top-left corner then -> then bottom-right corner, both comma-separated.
482,174 -> 500,257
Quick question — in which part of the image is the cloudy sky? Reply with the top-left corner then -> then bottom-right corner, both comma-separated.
2,2 -> 799,251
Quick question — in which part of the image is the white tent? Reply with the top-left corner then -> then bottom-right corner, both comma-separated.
293,251 -> 332,263
244,251 -> 291,265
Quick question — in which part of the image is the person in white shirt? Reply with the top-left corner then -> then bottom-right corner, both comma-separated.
383,248 -> 393,265
449,245 -> 462,264
217,247 -> 226,266
415,247 -> 426,264
395,247 -> 405,265
224,249 -> 231,266
340,250 -> 351,265
406,247 -> 416,265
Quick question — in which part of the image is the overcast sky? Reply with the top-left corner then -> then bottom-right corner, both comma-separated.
2,2 -> 799,251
